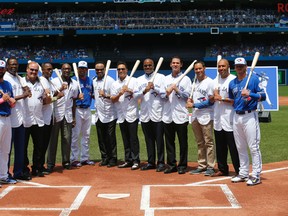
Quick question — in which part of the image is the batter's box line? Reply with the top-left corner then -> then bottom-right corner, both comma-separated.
0,185 -> 91,216
141,184 -> 241,216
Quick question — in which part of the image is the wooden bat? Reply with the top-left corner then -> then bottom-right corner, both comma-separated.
103,60 -> 111,90
173,60 -> 197,85
189,75 -> 197,99
126,60 -> 140,86
54,68 -> 64,84
244,52 -> 260,89
215,55 -> 222,90
72,62 -> 83,94
150,57 -> 164,83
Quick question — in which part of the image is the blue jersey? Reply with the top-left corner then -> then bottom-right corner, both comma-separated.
229,74 -> 266,112
0,80 -> 14,116
74,76 -> 93,108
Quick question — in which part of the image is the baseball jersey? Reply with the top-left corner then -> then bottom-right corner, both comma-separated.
40,76 -> 54,125
190,76 -> 214,125
160,72 -> 192,124
111,76 -> 139,123
212,74 -> 236,132
136,72 -> 165,123
0,80 -> 14,116
51,77 -> 78,123
229,74 -> 266,112
3,72 -> 26,127
22,78 -> 45,127
93,75 -> 116,123
74,76 -> 93,108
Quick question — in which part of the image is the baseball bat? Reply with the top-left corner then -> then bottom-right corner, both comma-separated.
103,60 -> 111,90
54,68 -> 64,84
150,57 -> 164,83
173,60 -> 197,85
189,75 -> 197,99
215,55 -> 222,89
72,62 -> 83,94
244,51 -> 260,89
126,59 -> 140,86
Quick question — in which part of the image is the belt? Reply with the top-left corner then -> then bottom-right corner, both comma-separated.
236,110 -> 252,115
0,114 -> 10,117
76,106 -> 89,109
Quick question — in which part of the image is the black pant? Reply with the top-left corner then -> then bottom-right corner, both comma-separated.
24,125 -> 44,173
214,129 -> 240,174
96,119 -> 117,164
119,119 -> 140,164
41,122 -> 52,169
141,120 -> 164,165
164,121 -> 188,169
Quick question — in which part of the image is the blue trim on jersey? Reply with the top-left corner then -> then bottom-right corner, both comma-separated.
74,76 -> 93,107
194,99 -> 214,109
0,80 -> 14,116
229,74 -> 266,111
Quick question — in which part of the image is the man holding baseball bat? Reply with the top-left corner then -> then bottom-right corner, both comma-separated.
70,61 -> 95,167
160,56 -> 191,174
136,58 -> 165,172
187,61 -> 216,176
111,61 -> 140,170
211,59 -> 240,177
47,63 -> 77,173
4,57 -> 32,181
229,57 -> 266,186
93,61 -> 118,167
0,59 -> 17,184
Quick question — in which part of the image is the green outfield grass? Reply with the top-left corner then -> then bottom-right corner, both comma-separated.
19,86 -> 288,167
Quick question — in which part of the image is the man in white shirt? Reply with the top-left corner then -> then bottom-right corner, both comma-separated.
93,61 -> 117,167
111,61 -> 140,170
211,59 -> 240,177
160,56 -> 191,175
187,61 -> 215,176
137,58 -> 165,172
47,63 -> 78,172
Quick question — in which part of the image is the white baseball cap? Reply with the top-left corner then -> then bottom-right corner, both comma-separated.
78,61 -> 88,68
0,60 -> 6,68
234,57 -> 247,65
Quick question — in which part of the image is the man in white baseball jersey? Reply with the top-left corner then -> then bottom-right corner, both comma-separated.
229,57 -> 266,186
0,60 -> 17,185
23,61 -> 51,177
93,61 -> 117,167
47,63 -> 77,172
187,61 -> 215,176
160,56 -> 191,175
137,58 -> 165,172
4,57 -> 32,181
111,61 -> 140,170
70,61 -> 95,167
211,59 -> 240,177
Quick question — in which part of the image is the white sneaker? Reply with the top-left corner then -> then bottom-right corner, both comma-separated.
246,177 -> 261,186
231,175 -> 248,183
131,163 -> 139,170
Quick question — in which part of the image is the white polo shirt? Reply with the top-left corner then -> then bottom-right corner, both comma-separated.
136,72 -> 165,123
93,75 -> 116,123
22,78 -> 45,127
4,72 -> 26,128
51,77 -> 78,123
190,76 -> 214,125
212,74 -> 236,132
160,73 -> 192,124
111,76 -> 139,123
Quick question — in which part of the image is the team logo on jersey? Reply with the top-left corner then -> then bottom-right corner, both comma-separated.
125,94 -> 133,101
197,96 -> 207,102
151,91 -> 158,97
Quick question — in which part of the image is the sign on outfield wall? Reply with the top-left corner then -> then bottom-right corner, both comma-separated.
205,66 -> 279,111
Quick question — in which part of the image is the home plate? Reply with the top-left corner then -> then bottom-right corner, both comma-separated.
97,193 -> 130,199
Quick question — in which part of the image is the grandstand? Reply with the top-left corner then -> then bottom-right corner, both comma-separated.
0,0 -> 287,82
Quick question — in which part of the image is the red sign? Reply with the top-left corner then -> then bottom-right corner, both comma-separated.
0,9 -> 15,15
277,3 -> 288,12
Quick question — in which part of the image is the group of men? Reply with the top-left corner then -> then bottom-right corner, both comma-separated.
0,55 -> 266,188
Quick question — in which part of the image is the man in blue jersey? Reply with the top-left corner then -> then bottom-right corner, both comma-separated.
228,57 -> 266,186
70,61 -> 95,167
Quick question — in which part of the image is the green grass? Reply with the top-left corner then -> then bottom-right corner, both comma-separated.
278,85 -> 288,96
19,97 -> 288,167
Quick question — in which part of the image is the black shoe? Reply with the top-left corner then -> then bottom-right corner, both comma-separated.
156,164 -> 166,172
178,167 -> 186,174
14,174 -> 32,181
99,160 -> 109,167
63,163 -> 71,170
118,162 -> 133,168
141,163 -> 156,171
107,163 -> 117,168
164,166 -> 177,174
